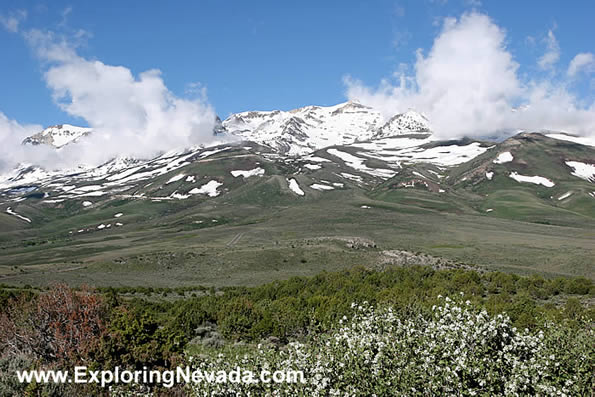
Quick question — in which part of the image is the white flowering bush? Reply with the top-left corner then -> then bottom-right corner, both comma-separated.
186,295 -> 593,396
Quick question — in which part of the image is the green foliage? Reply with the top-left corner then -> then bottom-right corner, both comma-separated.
1,266 -> 592,394
99,267 -> 594,347
93,306 -> 184,370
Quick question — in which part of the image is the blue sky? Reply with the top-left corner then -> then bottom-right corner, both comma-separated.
1,0 -> 593,129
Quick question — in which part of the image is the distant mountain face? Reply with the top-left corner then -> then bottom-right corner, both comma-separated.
23,104 -> 595,160
20,102 -> 431,155
221,101 -> 431,155
4,100 -> 594,232
1,130 -> 592,231
22,124 -> 92,148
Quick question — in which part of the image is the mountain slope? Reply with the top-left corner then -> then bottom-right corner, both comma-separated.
7,100 -> 593,226
0,128 -> 593,285
438,133 -> 595,224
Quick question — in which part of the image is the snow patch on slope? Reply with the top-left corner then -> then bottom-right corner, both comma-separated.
356,141 -> 488,167
509,172 -> 555,187
189,180 -> 222,197
303,164 -> 322,170
231,168 -> 265,178
566,161 -> 595,182
6,207 -> 31,223
310,183 -> 334,191
327,149 -> 396,179
166,174 -> 185,184
287,178 -> 304,196
546,133 -> 595,147
493,152 -> 513,164
557,192 -> 572,200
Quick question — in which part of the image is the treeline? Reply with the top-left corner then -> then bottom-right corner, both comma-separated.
0,266 -> 593,395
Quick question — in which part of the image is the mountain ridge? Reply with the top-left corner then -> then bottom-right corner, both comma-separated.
222,101 -> 431,155
21,101 -> 432,156
2,100 -> 592,235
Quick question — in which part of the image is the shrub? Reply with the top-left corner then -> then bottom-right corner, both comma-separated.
187,296 -> 593,396
0,283 -> 106,365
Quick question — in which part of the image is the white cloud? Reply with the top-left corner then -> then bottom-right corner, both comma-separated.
0,9 -> 27,33
567,52 -> 594,77
345,12 -> 595,139
0,112 -> 54,171
537,29 -> 560,70
0,27 -> 223,172
3,28 -> 221,169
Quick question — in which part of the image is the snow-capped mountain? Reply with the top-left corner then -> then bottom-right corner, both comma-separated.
4,101 -> 433,202
222,101 -> 430,155
10,101 -> 593,219
20,102 -> 431,155
22,124 -> 92,148
374,110 -> 430,139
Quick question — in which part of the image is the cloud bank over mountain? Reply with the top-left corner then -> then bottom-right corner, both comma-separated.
345,12 -> 595,140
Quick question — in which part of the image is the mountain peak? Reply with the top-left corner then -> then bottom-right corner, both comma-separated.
373,109 -> 431,139
221,101 -> 430,155
23,124 -> 92,148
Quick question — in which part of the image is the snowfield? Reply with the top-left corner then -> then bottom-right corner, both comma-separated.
310,183 -> 334,191
327,149 -> 396,179
166,173 -> 186,184
170,192 -> 190,200
230,167 -> 265,178
546,133 -> 595,147
303,164 -> 322,170
493,152 -> 513,164
189,181 -> 223,197
566,161 -> 595,183
339,172 -> 364,183
287,178 -> 305,196
509,172 -> 555,187
557,192 -> 572,200
355,140 -> 489,167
